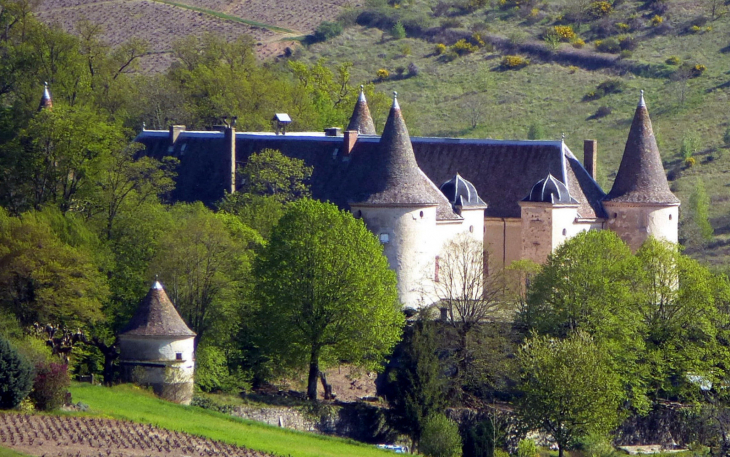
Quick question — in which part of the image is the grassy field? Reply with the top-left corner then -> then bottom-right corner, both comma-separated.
0,448 -> 29,457
298,0 -> 730,265
68,383 -> 393,457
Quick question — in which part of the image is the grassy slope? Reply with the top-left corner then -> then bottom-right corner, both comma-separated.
0,448 -> 29,457
298,0 -> 730,264
69,384 -> 392,457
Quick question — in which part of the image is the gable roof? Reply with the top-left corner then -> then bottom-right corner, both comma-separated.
604,93 -> 679,205
134,132 -> 607,220
120,281 -> 196,338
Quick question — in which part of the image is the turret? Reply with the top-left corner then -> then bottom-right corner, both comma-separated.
346,85 -> 376,135
602,91 -> 680,251
38,82 -> 52,111
350,92 -> 439,308
440,173 -> 487,243
118,281 -> 196,404
519,174 -> 580,264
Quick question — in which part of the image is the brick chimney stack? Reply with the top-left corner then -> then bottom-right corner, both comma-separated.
583,139 -> 597,180
343,130 -> 358,156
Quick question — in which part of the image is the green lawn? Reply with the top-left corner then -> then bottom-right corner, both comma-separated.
69,383 -> 394,457
0,447 -> 30,457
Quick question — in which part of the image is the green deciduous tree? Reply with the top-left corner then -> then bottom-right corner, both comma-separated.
253,199 -> 404,400
0,335 -> 33,409
517,331 -> 623,457
687,179 -> 713,243
240,148 -> 312,203
150,203 -> 262,347
0,207 -> 108,328
419,414 -> 463,457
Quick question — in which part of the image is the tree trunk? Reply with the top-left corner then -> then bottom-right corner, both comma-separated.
307,349 -> 320,401
558,444 -> 564,457
319,371 -> 334,400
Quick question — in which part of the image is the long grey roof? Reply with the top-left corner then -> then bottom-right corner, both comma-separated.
346,88 -> 376,135
120,282 -> 195,338
134,131 -> 607,221
604,94 -> 679,205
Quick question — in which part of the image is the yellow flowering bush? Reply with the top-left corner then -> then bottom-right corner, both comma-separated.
553,25 -> 576,41
685,157 -> 696,168
571,38 -> 585,48
588,1 -> 612,18
452,39 -> 478,55
615,22 -> 629,31
665,56 -> 680,65
501,55 -> 530,69
376,69 -> 390,81
692,64 -> 707,76
651,15 -> 663,26
690,25 -> 701,34
435,43 -> 447,55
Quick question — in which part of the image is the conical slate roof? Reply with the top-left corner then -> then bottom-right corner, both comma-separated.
346,86 -> 376,135
604,92 -> 679,205
120,281 -> 196,337
351,93 -> 439,206
38,82 -> 52,111
523,173 -> 577,204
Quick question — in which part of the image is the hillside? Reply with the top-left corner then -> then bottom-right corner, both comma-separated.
295,0 -> 730,265
34,0 -> 360,71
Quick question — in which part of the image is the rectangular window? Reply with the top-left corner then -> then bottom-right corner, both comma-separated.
176,352 -> 182,361
434,256 -> 440,282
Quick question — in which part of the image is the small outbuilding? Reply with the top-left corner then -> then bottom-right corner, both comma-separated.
118,281 -> 196,404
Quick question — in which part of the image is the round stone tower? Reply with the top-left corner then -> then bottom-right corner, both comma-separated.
350,93 -> 440,308
602,92 -> 680,251
119,281 -> 196,405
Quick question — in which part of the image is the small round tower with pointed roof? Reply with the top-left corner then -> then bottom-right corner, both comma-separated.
602,91 -> 680,251
518,174 -> 581,264
119,281 -> 196,404
350,93 -> 441,308
38,82 -> 52,111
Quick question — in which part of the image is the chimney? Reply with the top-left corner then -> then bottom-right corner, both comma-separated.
583,139 -> 597,180
224,126 -> 236,194
343,130 -> 358,156
169,125 -> 186,144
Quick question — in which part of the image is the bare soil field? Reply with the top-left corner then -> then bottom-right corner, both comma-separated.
0,413 -> 274,457
33,0 -> 359,71
35,0 -> 279,72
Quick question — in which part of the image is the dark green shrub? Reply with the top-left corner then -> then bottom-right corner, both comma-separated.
30,362 -> 70,411
619,35 -> 638,51
596,79 -> 625,95
462,419 -> 495,457
420,414 -> 462,457
595,37 -> 620,53
0,336 -> 33,409
407,62 -> 420,76
392,21 -> 406,39
314,21 -> 343,41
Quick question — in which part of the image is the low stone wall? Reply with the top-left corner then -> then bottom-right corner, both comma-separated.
231,402 -> 398,443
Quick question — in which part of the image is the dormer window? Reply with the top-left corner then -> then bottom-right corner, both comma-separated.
176,352 -> 182,361
379,233 -> 390,244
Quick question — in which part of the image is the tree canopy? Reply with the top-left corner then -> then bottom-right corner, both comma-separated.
252,198 -> 404,400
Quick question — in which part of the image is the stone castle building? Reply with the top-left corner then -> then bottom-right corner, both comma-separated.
119,281 -> 196,404
135,89 -> 679,308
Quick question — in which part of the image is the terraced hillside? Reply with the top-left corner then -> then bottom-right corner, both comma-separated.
34,0 -> 360,71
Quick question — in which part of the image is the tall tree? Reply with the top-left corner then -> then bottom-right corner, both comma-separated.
517,331 -> 624,457
149,203 -> 261,347
388,320 -> 448,451
253,199 -> 404,400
